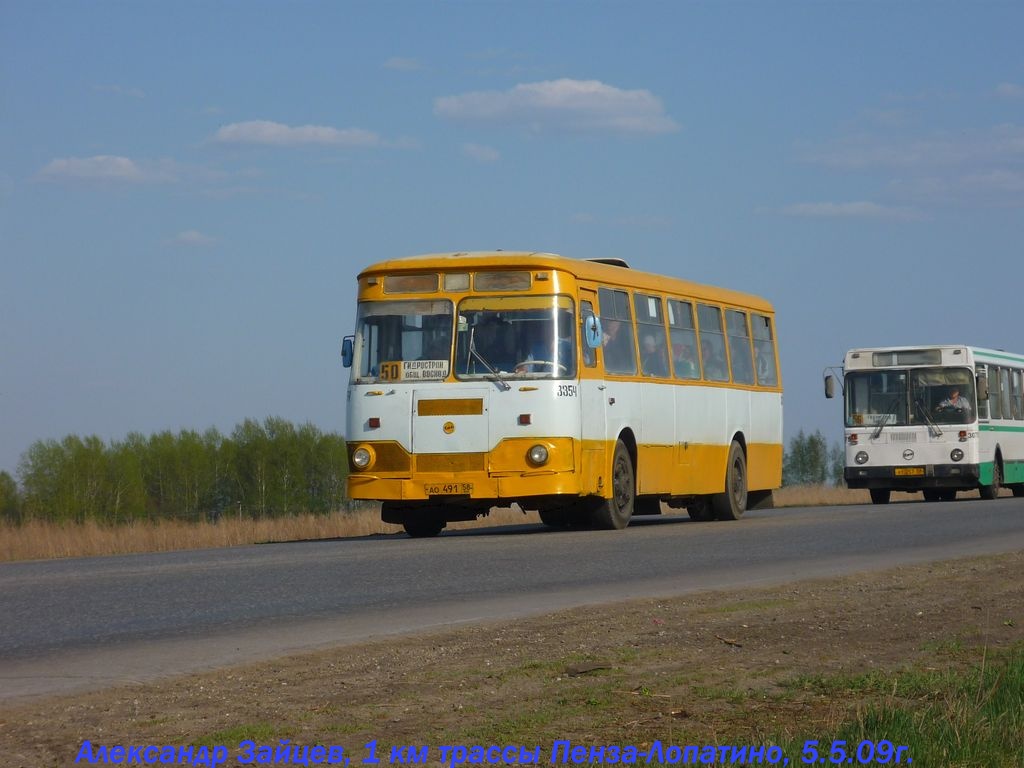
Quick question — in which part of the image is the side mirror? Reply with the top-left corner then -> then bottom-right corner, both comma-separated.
824,375 -> 835,399
583,315 -> 603,350
977,373 -> 989,401
341,336 -> 354,368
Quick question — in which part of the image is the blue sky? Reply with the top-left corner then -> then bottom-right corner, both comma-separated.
2,1 -> 1023,475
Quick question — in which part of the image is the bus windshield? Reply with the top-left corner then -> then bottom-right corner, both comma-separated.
845,367 -> 976,427
353,299 -> 453,383
454,296 -> 576,380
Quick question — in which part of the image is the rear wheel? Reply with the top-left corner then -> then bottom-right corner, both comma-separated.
980,460 -> 1002,500
939,489 -> 958,501
1013,487 -> 1024,498
923,490 -> 941,502
590,440 -> 634,530
712,441 -> 747,520
869,489 -> 891,505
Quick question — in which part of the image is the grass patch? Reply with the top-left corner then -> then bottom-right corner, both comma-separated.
778,645 -> 1024,767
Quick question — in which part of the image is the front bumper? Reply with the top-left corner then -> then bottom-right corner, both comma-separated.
845,463 -> 980,490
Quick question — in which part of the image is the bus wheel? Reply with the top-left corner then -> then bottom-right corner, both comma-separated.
403,517 -> 445,538
687,497 -> 715,522
869,489 -> 891,505
1013,487 -> 1024,498
939,489 -> 958,501
713,441 -> 747,520
980,460 -> 1002,500
923,490 -> 941,502
591,440 -> 634,530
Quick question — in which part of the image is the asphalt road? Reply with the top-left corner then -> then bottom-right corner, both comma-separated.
2,497 -> 1023,701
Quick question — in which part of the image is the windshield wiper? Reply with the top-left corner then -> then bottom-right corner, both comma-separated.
872,398 -> 900,439
914,398 -> 943,437
468,329 -> 510,391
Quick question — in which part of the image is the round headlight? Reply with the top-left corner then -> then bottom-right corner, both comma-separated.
352,447 -> 373,469
950,448 -> 964,462
855,451 -> 869,465
527,444 -> 549,466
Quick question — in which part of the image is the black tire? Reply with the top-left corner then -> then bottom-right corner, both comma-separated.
923,490 -> 941,502
403,517 -> 445,538
980,460 -> 1002,500
1013,487 -> 1024,498
686,497 -> 715,522
590,440 -> 634,530
869,489 -> 891,505
939,489 -> 958,501
713,441 -> 747,520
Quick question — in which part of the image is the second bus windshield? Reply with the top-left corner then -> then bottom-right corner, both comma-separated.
845,368 -> 976,427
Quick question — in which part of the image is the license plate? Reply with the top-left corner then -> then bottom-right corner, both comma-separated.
894,467 -> 924,477
424,482 -> 473,496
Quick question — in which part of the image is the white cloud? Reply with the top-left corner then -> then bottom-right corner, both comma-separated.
212,120 -> 382,147
384,57 -> 422,72
166,230 -> 218,247
462,143 -> 500,163
996,83 -> 1024,99
434,78 -> 679,135
782,201 -> 922,221
37,155 -> 148,183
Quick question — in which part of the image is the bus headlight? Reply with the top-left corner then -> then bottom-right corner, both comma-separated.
855,451 -> 869,465
527,444 -> 549,466
950,449 -> 964,462
351,446 -> 374,470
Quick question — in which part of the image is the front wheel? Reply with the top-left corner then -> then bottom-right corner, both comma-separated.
869,489 -> 891,505
980,461 -> 1002,500
712,441 -> 747,520
590,440 -> 634,530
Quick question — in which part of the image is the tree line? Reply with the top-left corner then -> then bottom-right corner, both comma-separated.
1,418 -> 348,525
0,419 -> 844,526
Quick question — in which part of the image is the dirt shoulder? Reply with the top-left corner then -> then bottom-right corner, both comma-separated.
3,551 -> 1022,766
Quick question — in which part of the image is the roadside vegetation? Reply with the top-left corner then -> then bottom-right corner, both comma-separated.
0,424 -> 945,562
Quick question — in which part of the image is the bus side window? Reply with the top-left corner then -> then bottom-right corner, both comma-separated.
726,309 -> 754,385
667,299 -> 699,380
752,313 -> 779,387
696,304 -> 729,382
635,293 -> 670,378
598,287 -> 637,376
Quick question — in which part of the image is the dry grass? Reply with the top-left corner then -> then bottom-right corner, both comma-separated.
0,484 -> 956,562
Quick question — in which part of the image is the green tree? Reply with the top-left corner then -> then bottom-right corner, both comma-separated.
783,429 -> 843,486
0,470 -> 21,524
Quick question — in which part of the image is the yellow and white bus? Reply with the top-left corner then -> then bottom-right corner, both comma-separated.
827,345 -> 1024,503
342,252 -> 783,537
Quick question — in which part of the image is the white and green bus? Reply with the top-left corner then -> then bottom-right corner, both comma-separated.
826,345 -> 1024,504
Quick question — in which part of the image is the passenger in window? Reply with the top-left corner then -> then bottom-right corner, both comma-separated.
675,344 -> 699,378
936,387 -> 971,415
602,319 -> 635,373
701,339 -> 728,381
641,334 -> 669,377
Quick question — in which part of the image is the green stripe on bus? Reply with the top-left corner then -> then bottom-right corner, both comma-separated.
975,351 -> 1024,364
980,424 -> 1024,433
